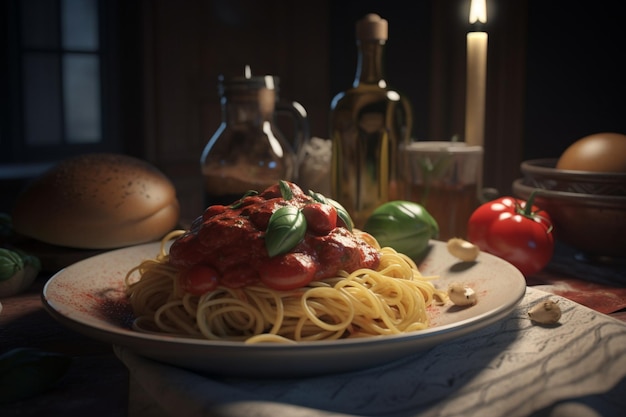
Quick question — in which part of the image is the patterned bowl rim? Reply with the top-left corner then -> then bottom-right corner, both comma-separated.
521,158 -> 626,183
513,179 -> 626,205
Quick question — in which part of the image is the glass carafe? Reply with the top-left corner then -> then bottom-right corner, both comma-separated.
201,67 -> 309,206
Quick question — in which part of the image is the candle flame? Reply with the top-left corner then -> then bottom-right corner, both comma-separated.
469,0 -> 487,24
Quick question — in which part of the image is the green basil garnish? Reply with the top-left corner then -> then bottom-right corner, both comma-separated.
326,198 -> 353,231
265,206 -> 306,257
230,190 -> 259,209
0,248 -> 24,281
279,180 -> 293,201
308,190 -> 353,231
308,190 -> 327,204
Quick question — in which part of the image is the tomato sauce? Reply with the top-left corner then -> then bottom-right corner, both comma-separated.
169,182 -> 381,291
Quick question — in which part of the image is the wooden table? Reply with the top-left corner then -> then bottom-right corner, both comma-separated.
0,277 -> 128,417
1,242 -> 625,417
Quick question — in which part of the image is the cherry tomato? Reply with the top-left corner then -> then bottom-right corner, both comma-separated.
257,252 -> 316,291
467,195 -> 554,276
169,232 -> 205,268
179,264 -> 220,295
302,203 -> 337,235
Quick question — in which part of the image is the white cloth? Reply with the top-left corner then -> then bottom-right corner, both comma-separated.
115,288 -> 626,417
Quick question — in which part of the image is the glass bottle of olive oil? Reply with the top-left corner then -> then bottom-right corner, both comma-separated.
330,13 -> 413,229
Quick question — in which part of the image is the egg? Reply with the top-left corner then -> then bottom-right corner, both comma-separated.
556,132 -> 626,172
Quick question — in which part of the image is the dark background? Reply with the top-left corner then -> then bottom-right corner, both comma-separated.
2,0 -> 625,219
523,1 -> 626,159
329,0 -> 626,159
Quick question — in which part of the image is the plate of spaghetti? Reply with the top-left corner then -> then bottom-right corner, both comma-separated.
42,182 -> 526,377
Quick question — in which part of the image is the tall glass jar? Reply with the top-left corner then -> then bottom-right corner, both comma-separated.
330,14 -> 413,228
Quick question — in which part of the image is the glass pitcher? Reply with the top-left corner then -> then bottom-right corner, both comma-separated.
201,66 -> 309,206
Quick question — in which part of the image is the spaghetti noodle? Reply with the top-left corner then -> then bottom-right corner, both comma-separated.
125,230 -> 445,344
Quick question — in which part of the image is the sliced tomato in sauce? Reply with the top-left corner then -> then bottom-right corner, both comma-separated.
179,264 -> 220,295
257,252 -> 316,291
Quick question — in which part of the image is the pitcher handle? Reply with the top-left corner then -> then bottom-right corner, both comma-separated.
276,101 -> 310,165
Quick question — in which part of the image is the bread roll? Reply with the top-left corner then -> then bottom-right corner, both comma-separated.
12,153 -> 180,249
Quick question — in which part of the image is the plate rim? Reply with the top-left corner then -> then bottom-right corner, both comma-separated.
41,240 -> 527,374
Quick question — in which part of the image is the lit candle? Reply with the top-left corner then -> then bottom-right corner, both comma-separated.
465,0 -> 488,147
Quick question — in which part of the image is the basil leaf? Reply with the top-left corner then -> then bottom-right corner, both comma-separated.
265,206 -> 306,257
307,191 -> 353,232
279,180 -> 293,201
230,190 -> 259,209
0,248 -> 24,281
307,190 -> 327,204
326,198 -> 354,231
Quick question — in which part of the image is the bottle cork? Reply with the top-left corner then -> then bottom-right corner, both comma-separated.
356,13 -> 388,41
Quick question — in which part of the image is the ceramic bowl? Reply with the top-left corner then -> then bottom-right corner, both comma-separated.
512,179 -> 626,259
520,158 -> 626,196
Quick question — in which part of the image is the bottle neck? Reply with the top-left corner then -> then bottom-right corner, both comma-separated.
354,39 -> 387,88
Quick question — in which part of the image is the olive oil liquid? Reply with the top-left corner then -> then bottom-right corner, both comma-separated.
330,14 -> 413,229
330,86 -> 411,228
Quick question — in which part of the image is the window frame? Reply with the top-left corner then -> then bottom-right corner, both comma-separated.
1,0 -> 123,164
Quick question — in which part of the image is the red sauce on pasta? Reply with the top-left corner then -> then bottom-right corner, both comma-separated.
168,182 -> 380,291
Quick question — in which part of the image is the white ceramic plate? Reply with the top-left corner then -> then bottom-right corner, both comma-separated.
42,240 -> 526,378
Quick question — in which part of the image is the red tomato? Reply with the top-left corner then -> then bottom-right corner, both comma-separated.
179,264 -> 220,295
257,252 -> 316,290
302,203 -> 337,235
467,195 -> 554,276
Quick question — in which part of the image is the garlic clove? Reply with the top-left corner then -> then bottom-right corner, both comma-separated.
528,300 -> 561,324
446,238 -> 480,262
447,282 -> 477,306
